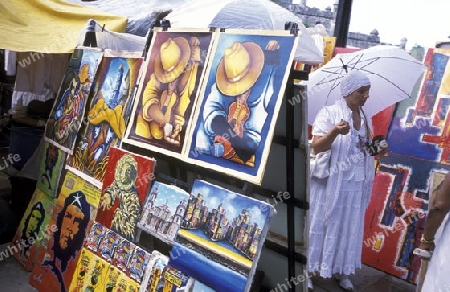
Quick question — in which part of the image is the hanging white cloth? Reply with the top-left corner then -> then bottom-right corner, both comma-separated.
4,50 -> 16,77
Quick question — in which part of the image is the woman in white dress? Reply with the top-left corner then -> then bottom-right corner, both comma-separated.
417,172 -> 450,291
307,70 -> 388,291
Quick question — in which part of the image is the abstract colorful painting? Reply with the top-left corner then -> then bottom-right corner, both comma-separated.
29,170 -> 101,292
138,181 -> 190,244
36,142 -> 67,198
45,47 -> 103,154
362,48 -> 450,283
123,29 -> 214,159
169,179 -> 275,291
185,31 -> 298,185
66,50 -> 143,187
10,189 -> 56,271
95,147 -> 156,242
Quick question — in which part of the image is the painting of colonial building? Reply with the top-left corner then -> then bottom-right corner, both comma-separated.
138,182 -> 190,243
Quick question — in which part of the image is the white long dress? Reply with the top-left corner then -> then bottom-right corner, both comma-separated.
421,215 -> 450,291
308,98 -> 375,278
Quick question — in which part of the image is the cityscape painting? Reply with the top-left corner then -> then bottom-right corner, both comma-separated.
169,179 -> 275,292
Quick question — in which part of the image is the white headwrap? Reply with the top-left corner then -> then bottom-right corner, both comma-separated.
340,70 -> 371,97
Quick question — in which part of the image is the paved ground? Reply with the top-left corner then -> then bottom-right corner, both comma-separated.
310,267 -> 416,291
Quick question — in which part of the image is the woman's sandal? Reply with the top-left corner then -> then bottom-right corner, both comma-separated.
307,278 -> 314,291
338,278 -> 354,291
335,275 -> 354,291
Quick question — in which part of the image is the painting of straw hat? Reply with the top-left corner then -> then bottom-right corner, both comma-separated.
216,42 -> 264,96
154,37 -> 191,83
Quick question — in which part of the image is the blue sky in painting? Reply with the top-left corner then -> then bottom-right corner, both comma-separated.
80,50 -> 103,82
148,181 -> 190,214
191,180 -> 271,229
100,57 -> 130,109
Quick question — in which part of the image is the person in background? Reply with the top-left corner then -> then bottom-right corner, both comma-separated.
307,70 -> 388,291
415,172 -> 450,291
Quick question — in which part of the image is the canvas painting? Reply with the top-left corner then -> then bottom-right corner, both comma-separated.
84,221 -> 107,254
29,170 -> 101,292
97,228 -> 121,263
140,250 -> 194,292
117,270 -> 141,292
68,247 -> 111,292
10,189 -> 56,271
127,245 -> 152,285
185,30 -> 298,184
66,50 -> 143,187
361,48 -> 450,283
36,141 -> 67,198
112,236 -> 136,274
95,147 -> 156,242
68,247 -> 95,292
45,47 -> 103,154
70,226 -> 151,289
168,179 -> 275,292
123,29 -> 214,159
138,181 -> 190,244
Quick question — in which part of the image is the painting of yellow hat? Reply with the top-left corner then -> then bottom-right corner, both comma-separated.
216,41 -> 264,96
154,37 -> 191,83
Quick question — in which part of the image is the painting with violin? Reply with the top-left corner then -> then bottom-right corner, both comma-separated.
123,29 -> 215,158
185,30 -> 298,184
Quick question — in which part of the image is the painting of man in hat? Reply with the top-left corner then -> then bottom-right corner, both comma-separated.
136,35 -> 199,146
186,33 -> 297,183
124,31 -> 214,156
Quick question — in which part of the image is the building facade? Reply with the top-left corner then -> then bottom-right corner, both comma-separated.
278,0 -> 407,49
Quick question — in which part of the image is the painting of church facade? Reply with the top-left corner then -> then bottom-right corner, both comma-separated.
138,181 -> 190,244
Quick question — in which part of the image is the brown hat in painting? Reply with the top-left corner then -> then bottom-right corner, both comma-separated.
154,37 -> 191,83
216,41 -> 264,96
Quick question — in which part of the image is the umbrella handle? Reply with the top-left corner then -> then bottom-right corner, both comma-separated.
339,58 -> 347,73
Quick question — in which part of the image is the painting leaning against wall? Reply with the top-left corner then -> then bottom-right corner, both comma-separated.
361,47 -> 450,283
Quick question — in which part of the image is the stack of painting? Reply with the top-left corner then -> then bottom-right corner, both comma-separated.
124,28 -> 298,185
8,25 -> 297,292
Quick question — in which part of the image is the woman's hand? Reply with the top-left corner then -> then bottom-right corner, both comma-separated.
334,119 -> 350,135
